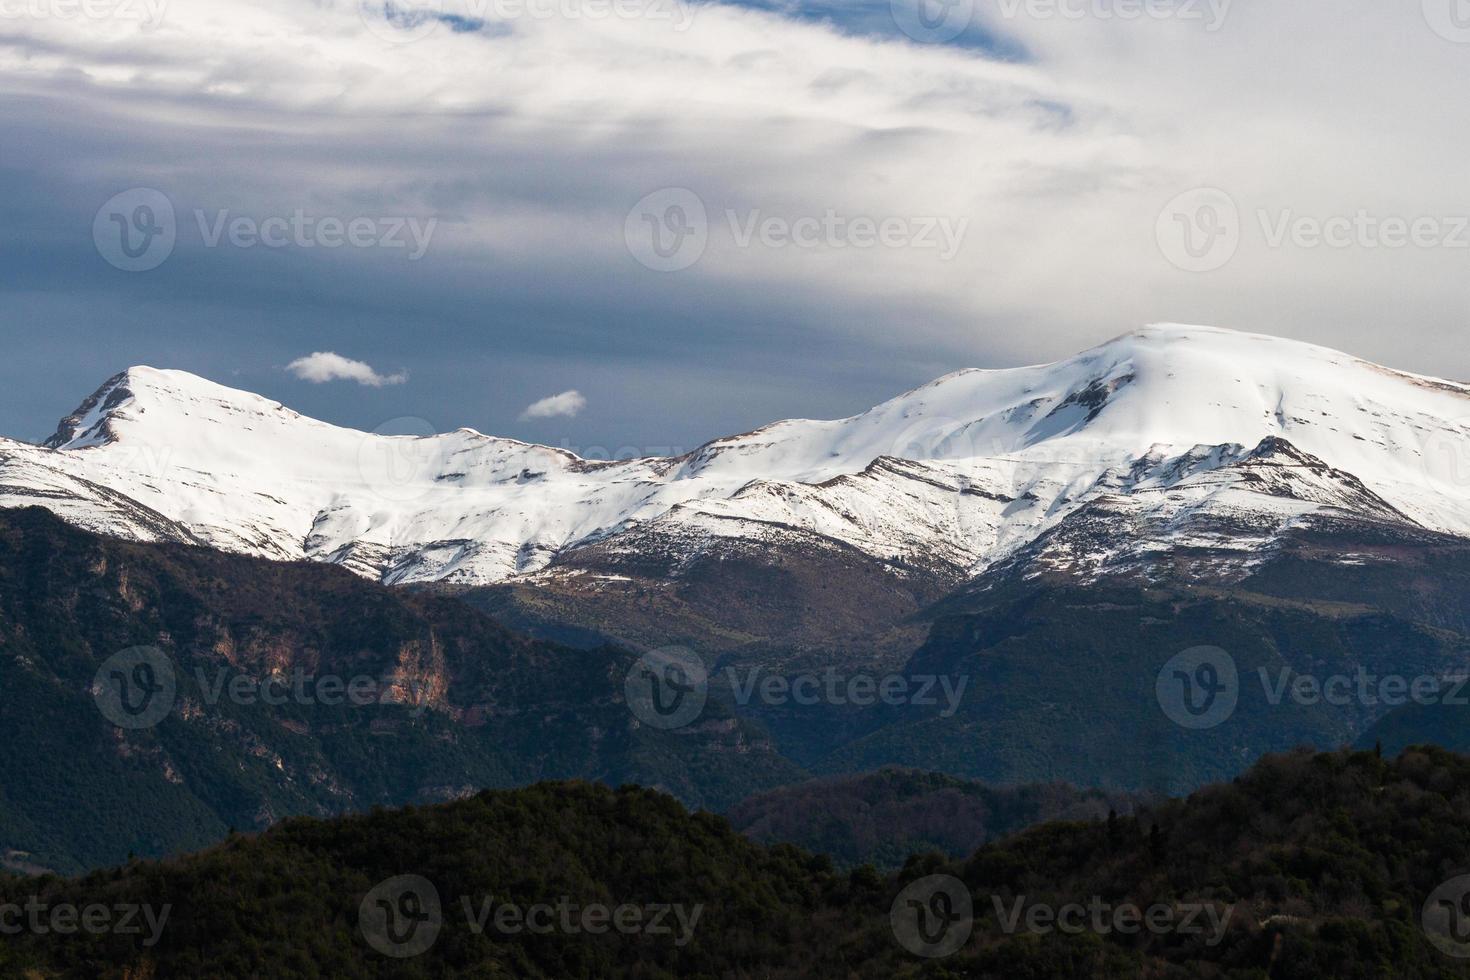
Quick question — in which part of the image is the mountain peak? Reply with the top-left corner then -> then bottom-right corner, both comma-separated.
43,368 -> 147,449
45,366 -> 302,450
13,327 -> 1470,586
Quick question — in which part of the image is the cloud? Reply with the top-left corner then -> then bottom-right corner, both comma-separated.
2,0 -> 1469,448
286,352 -> 407,387
520,390 -> 587,420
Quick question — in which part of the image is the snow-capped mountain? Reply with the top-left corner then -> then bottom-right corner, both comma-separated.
4,325 -> 1470,592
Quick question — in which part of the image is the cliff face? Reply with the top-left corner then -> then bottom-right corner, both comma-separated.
0,507 -> 801,874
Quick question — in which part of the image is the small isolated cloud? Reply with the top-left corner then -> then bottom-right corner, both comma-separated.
287,352 -> 407,387
520,390 -> 586,420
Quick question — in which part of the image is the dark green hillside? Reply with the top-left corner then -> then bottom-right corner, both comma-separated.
0,507 -> 801,874
10,499 -> 1470,882
822,579 -> 1469,794
476,514 -> 1470,799
1358,696 -> 1470,758
728,767 -> 1146,869
0,781 -> 837,980
7,749 -> 1470,978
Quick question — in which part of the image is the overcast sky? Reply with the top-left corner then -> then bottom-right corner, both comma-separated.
1,0 -> 1467,454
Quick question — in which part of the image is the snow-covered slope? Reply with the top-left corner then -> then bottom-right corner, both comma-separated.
4,325 -> 1469,587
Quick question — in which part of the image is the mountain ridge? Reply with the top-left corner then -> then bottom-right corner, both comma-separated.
0,504 -> 802,873
9,748 -> 1470,978
4,324 -> 1469,601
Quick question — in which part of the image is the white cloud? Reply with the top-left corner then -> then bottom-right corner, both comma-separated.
520,390 -> 587,420
5,0 -> 1469,387
286,352 -> 407,387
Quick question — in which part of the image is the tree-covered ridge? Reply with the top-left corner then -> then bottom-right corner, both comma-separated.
728,767 -> 1147,869
6,748 -> 1470,978
0,506 -> 800,874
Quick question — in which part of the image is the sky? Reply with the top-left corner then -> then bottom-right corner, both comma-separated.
1,0 -> 1467,455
